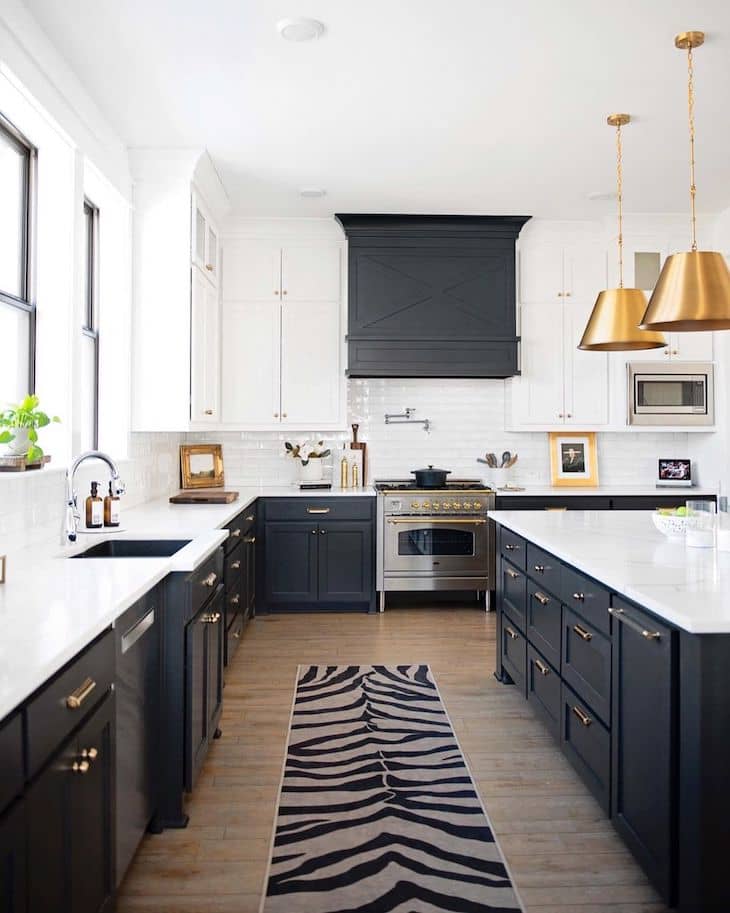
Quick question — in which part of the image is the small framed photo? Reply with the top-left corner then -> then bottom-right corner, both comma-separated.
180,443 -> 225,489
549,432 -> 599,488
657,458 -> 692,487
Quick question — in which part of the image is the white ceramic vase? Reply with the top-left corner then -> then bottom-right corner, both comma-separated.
5,427 -> 30,456
300,459 -> 324,482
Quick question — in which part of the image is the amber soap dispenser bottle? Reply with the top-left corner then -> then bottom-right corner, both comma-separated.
85,481 -> 103,529
104,482 -> 120,527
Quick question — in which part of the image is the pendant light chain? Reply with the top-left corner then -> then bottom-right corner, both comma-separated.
616,122 -> 624,288
687,44 -> 698,251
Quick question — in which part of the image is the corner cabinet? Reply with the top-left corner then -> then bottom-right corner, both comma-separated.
131,149 -> 228,431
220,239 -> 345,429
508,231 -> 609,429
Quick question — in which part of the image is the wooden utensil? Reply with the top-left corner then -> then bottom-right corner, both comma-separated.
350,424 -> 367,484
501,451 -> 511,467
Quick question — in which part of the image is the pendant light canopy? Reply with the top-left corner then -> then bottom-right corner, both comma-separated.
640,31 -> 730,332
579,115 -> 666,351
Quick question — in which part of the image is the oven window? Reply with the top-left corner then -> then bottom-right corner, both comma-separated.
398,528 -> 475,557
636,379 -> 706,410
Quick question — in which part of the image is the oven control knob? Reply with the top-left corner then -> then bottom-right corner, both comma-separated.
452,501 -> 462,510
442,501 -> 451,510
462,501 -> 473,510
473,500 -> 482,509
432,502 -> 440,510
411,501 -> 420,509
422,500 -> 431,509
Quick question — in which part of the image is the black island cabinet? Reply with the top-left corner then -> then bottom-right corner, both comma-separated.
495,522 -> 730,912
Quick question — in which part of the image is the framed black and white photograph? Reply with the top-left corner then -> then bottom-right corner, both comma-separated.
549,432 -> 598,487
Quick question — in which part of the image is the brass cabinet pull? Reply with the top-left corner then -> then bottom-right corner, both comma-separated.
572,705 -> 592,727
244,536 -> 256,544
72,760 -> 90,774
231,560 -> 241,570
545,507 -> 568,511
245,515 -> 255,522
608,607 -> 661,641
231,528 -> 242,538
573,623 -> 593,642
505,544 -> 519,551
506,568 -> 520,580
505,627 -> 519,640
66,677 -> 96,710
203,611 -> 221,624
233,631 -> 241,639
535,659 -> 550,676
319,529 -> 327,535
230,594 -> 240,605
201,571 -> 218,588
81,747 -> 98,761
306,507 -> 331,514
533,564 -> 545,573
572,592 -> 585,601
533,591 -> 550,606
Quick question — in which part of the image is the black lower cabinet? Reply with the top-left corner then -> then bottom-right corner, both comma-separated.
611,597 -> 675,904
317,521 -> 373,604
27,690 -> 115,913
560,684 -> 610,815
185,586 -> 224,792
264,522 -> 318,605
0,799 -> 26,913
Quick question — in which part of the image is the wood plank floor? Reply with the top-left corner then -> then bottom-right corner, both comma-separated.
117,607 -> 670,913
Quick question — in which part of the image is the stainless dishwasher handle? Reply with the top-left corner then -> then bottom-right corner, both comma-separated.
121,609 -> 155,654
608,607 -> 661,641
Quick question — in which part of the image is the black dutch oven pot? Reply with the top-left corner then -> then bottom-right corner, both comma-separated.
410,465 -> 451,488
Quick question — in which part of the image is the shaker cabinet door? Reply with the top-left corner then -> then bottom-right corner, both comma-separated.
0,800 -> 26,913
281,244 -> 341,301
221,300 -> 281,424
191,268 -> 221,423
317,521 -> 373,605
264,522 -> 318,605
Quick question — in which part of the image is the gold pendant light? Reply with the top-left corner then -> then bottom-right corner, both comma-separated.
640,31 -> 730,331
579,115 -> 667,351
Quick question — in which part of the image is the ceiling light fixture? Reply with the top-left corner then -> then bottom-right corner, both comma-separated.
300,187 -> 327,198
277,18 -> 325,42
579,114 -> 667,351
640,31 -> 730,332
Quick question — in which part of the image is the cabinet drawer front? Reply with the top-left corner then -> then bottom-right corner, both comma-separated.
562,565 -> 610,636
500,527 -> 526,569
501,560 -> 526,629
27,630 -> 114,778
561,684 -> 610,814
501,610 -> 527,697
526,582 -> 561,671
225,506 -> 256,551
224,540 -> 244,582
527,542 -> 561,597
527,646 -> 560,742
190,548 -> 224,618
0,714 -> 23,813
226,611 -> 244,665
562,607 -> 611,725
264,497 -> 374,522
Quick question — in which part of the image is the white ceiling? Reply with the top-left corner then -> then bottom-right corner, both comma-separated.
22,0 -> 730,218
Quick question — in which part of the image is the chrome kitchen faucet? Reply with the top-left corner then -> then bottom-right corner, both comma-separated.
62,450 -> 126,543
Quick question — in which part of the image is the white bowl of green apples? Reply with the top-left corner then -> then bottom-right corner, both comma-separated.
652,506 -> 688,539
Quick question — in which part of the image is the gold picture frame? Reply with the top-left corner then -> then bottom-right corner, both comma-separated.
180,444 -> 225,489
549,432 -> 599,488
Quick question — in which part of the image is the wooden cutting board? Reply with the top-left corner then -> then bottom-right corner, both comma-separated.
169,490 -> 239,504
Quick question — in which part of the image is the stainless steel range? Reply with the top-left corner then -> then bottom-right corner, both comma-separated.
375,479 -> 496,612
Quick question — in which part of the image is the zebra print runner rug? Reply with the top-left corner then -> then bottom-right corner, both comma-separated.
261,664 -> 523,913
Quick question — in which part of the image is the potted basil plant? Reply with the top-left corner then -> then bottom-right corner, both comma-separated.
284,440 -> 331,482
0,395 -> 61,464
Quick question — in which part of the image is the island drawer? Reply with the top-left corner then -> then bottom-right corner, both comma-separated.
265,498 -> 373,522
227,611 -> 244,662
562,607 -> 611,726
500,528 -> 526,569
225,507 -> 256,552
224,540 -> 244,583
501,560 -> 526,630
526,543 -> 561,598
527,645 -> 560,742
26,629 -> 114,778
562,565 -> 610,636
0,713 -> 23,813
526,582 -> 561,671
561,683 -> 610,814
501,610 -> 527,696
190,548 -> 225,618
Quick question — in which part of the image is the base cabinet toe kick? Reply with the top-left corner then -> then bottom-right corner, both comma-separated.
495,523 -> 730,913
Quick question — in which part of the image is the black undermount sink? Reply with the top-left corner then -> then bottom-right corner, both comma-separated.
70,539 -> 191,559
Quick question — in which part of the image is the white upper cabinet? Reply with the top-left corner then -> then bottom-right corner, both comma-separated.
191,268 -> 221,423
220,235 -> 345,430
509,228 -> 608,430
192,191 -> 220,287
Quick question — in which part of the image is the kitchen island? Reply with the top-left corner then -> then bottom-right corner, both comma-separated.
491,509 -> 730,913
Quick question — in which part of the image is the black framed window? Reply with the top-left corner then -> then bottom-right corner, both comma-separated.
80,199 -> 99,451
0,113 -> 35,404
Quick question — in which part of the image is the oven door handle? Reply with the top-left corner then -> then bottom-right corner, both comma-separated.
386,518 -> 487,525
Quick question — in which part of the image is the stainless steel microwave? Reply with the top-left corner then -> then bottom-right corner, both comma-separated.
628,362 -> 714,426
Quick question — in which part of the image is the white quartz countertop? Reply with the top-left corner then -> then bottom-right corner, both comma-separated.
491,509 -> 730,634
0,485 -> 374,721
492,485 -> 717,498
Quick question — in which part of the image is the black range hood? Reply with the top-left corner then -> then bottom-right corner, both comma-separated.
335,213 -> 531,378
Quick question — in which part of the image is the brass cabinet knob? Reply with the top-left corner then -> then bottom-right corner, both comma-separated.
558,413 -> 564,418
72,760 -> 90,774
243,535 -> 256,544
311,529 -> 317,534
566,413 -> 572,418
557,292 -> 564,297
320,529 -> 326,535
204,409 -> 213,415
283,290 -> 288,295
82,747 -> 99,761
205,263 -> 214,271
231,594 -> 240,605
533,564 -> 545,573
231,560 -> 241,570
274,289 -> 280,295
274,412 -> 279,418
201,571 -> 218,587
231,528 -> 241,538
282,413 -> 287,418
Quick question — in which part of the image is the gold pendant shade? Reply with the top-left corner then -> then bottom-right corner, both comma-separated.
640,31 -> 730,332
578,114 -> 667,351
